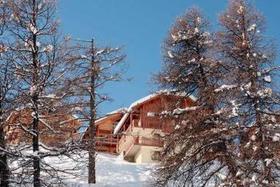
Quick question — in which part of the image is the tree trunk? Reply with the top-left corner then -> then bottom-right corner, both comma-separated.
31,1 -> 40,185
32,100 -> 40,187
0,112 -> 9,187
88,125 -> 96,184
88,39 -> 96,184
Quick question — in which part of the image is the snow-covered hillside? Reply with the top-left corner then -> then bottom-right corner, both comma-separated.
64,153 -> 155,187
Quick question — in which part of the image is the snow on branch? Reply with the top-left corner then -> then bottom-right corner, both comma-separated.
38,118 -> 59,134
214,84 -> 237,92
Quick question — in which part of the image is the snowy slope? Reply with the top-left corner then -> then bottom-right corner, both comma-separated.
64,153 -> 155,187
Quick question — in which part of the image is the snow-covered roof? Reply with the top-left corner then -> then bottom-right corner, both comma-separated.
113,112 -> 130,135
82,107 -> 128,139
128,93 -> 159,110
107,107 -> 128,115
128,90 -> 197,110
113,91 -> 196,134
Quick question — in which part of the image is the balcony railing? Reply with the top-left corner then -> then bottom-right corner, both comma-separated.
96,135 -> 118,145
134,136 -> 163,147
117,136 -> 163,156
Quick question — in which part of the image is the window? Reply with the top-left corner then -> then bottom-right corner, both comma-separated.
153,133 -> 161,139
151,151 -> 161,161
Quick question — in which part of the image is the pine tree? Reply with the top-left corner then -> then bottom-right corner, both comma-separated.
217,0 -> 280,185
156,1 -> 280,186
155,8 -> 236,186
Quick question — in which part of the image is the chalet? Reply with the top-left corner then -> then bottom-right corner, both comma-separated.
82,108 -> 127,153
83,91 -> 196,163
5,109 -> 81,147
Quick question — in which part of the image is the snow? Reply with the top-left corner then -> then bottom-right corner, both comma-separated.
36,42 -> 41,47
236,170 -> 242,177
28,23 -> 38,34
264,75 -> 271,83
252,145 -> 258,152
214,84 -> 237,92
10,149 -> 154,186
95,49 -> 105,56
83,108 -> 127,136
38,3 -> 43,10
81,55 -> 88,59
73,107 -> 83,112
64,153 -> 155,187
128,93 -> 159,110
173,106 -> 199,115
250,135 -> 256,141
197,17 -> 201,23
39,118 -> 57,133
113,91 -> 197,134
230,100 -> 239,118
257,88 -> 272,97
43,44 -> 54,53
237,6 -> 244,14
40,94 -> 57,99
175,124 -> 180,130
107,108 -> 128,115
167,50 -> 174,58
113,112 -> 130,134
147,112 -> 156,117
252,174 -> 257,182
262,54 -> 267,59
188,58 -> 196,63
272,133 -> 280,142
30,85 -> 37,95
244,82 -> 252,89
171,33 -> 178,41
247,24 -> 257,32
19,124 -> 37,137
265,158 -> 272,166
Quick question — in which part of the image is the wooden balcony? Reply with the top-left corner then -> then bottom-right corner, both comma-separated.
95,134 -> 119,153
134,136 -> 163,147
117,135 -> 163,157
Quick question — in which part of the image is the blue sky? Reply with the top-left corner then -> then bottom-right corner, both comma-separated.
58,0 -> 280,116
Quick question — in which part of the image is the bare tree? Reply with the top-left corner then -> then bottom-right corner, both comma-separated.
0,2 -> 16,186
216,0 -> 280,185
0,48 -> 16,187
1,0 -> 83,186
66,39 -> 125,184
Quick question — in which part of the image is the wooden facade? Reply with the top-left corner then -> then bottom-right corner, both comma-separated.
116,94 -> 195,162
5,109 -> 81,147
82,110 -> 125,154
82,93 -> 195,162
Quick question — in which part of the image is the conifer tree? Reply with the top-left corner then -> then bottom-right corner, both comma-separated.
217,0 -> 280,185
155,8 -> 235,186
156,1 -> 280,186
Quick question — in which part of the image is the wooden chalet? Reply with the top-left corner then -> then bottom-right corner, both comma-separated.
82,108 -> 127,154
5,109 -> 81,147
83,91 -> 196,163
114,92 -> 195,163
